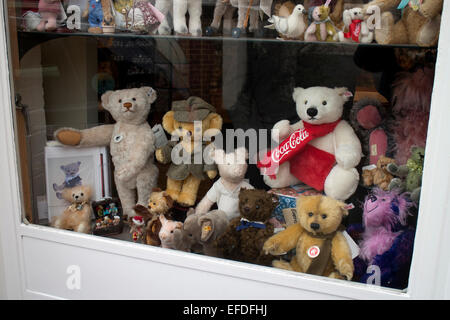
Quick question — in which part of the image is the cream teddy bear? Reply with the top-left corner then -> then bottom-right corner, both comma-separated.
259,86 -> 362,201
55,87 -> 159,218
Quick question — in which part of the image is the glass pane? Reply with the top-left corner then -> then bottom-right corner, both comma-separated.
5,0 -> 443,292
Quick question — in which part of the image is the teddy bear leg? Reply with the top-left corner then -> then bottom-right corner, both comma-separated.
52,216 -> 65,229
262,162 -> 301,189
416,15 -> 441,47
136,164 -> 159,206
155,0 -> 173,35
45,13 -> 57,31
173,0 -> 189,35
272,259 -> 294,271
178,175 -> 202,207
74,221 -> 91,234
36,13 -> 48,32
324,166 -> 359,201
115,181 -> 137,218
166,177 -> 183,202
187,0 -> 202,36
222,6 -> 236,35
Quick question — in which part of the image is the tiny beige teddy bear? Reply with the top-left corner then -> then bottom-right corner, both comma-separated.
52,185 -> 93,234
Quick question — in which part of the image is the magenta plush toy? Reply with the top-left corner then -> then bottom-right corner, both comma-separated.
348,188 -> 416,289
391,67 -> 434,164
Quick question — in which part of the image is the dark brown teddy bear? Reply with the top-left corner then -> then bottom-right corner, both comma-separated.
214,189 -> 278,266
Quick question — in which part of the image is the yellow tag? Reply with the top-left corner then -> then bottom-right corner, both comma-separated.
203,225 -> 212,232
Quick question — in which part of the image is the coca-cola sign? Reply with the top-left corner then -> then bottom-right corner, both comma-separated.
271,129 -> 310,163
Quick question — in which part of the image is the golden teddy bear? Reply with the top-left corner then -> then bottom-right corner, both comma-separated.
156,97 -> 223,207
52,185 -> 93,234
362,155 -> 396,191
263,194 -> 353,280
364,0 -> 443,47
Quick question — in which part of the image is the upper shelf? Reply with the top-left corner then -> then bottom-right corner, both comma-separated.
17,29 -> 437,60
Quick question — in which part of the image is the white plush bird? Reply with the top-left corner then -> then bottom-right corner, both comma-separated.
265,4 -> 307,40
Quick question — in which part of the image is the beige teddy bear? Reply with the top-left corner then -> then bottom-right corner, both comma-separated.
52,185 -> 93,234
263,194 -> 353,280
54,87 -> 159,218
364,0 -> 443,47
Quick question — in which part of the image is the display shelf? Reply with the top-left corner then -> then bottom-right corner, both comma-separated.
16,30 -> 436,60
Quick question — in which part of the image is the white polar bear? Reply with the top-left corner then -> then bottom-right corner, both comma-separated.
155,0 -> 202,36
338,7 -> 374,44
262,87 -> 362,201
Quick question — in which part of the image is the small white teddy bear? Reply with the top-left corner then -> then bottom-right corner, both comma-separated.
338,7 -> 374,44
261,87 -> 362,201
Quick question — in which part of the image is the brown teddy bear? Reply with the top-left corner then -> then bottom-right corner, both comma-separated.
214,189 -> 278,266
52,185 -> 93,234
263,194 -> 353,280
363,0 -> 443,47
362,155 -> 396,190
156,97 -> 223,207
133,188 -> 175,246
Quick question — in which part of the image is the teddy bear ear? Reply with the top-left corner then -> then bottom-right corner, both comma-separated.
292,87 -> 304,102
213,148 -> 226,165
337,200 -> 350,216
101,90 -> 114,111
235,147 -> 249,163
162,111 -> 176,134
141,87 -> 157,104
335,87 -> 353,102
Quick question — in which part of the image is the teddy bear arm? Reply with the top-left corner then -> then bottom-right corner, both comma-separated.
195,196 -> 215,215
263,223 -> 304,255
156,143 -> 173,164
420,0 -> 443,20
57,125 -> 114,147
334,122 -> 362,169
331,232 -> 354,280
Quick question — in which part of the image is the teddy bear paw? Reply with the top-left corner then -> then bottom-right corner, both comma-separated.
335,145 -> 360,169
272,120 -> 291,142
262,239 -> 286,256
337,260 -> 353,281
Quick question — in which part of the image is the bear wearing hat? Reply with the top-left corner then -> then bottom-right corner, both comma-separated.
156,97 -> 223,207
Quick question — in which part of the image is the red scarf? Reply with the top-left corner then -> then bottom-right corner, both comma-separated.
257,119 -> 341,179
344,19 -> 362,42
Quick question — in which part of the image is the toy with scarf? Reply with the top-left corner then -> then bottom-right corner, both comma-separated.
338,7 -> 374,44
304,0 -> 338,42
214,189 -> 279,266
347,188 -> 415,289
259,86 -> 362,201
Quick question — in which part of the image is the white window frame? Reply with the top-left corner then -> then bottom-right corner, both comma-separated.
1,1 -> 450,300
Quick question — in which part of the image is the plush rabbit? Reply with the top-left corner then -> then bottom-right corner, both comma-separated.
195,147 -> 253,222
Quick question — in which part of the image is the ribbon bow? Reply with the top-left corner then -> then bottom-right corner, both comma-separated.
236,218 -> 266,231
69,202 -> 87,212
398,0 -> 421,11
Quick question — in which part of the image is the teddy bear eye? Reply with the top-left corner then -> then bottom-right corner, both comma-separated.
80,193 -> 84,196
119,99 -> 122,103
322,101 -> 327,106
255,205 -> 260,209
304,100 -> 308,105
132,98 -> 136,101
72,194 -> 75,197
189,234 -> 193,237
170,230 -> 173,233
308,212 -> 313,217
322,214 -> 327,219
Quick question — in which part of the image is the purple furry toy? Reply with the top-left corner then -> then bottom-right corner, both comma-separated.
348,188 -> 415,289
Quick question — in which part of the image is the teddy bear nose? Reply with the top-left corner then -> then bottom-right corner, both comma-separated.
310,223 -> 320,230
243,206 -> 251,213
123,102 -> 132,109
307,107 -> 318,117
